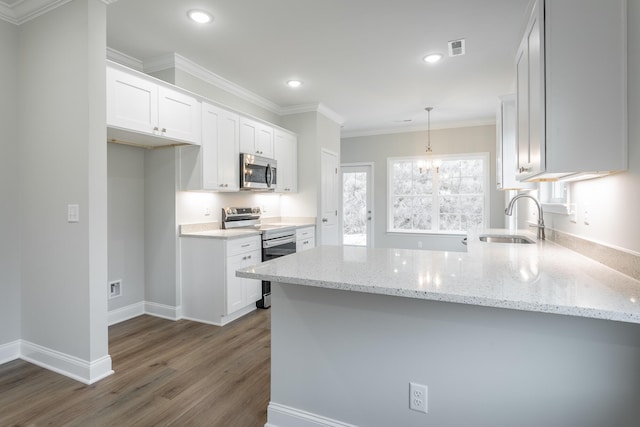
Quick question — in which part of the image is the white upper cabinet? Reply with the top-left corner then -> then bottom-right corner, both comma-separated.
274,129 -> 298,193
240,116 -> 274,158
497,94 -> 534,190
515,0 -> 627,182
180,102 -> 239,191
107,62 -> 201,147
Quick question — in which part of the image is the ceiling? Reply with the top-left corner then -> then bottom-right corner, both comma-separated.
106,0 -> 529,136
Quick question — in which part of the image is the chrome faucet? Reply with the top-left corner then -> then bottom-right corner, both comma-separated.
505,194 -> 546,240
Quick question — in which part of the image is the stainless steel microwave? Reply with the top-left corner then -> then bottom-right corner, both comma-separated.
240,153 -> 277,191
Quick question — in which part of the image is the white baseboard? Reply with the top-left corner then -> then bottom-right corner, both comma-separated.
0,340 -> 20,365
143,301 -> 182,321
20,340 -> 113,385
181,304 -> 259,327
108,302 -> 145,325
266,402 -> 356,427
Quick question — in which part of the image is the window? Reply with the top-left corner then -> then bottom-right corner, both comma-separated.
387,153 -> 489,234
539,181 -> 571,214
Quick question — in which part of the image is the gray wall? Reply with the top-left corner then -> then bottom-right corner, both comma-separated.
341,125 -> 504,250
0,19 -> 20,346
144,149 -> 179,307
107,144 -> 145,311
18,0 -> 108,362
272,282 -> 640,427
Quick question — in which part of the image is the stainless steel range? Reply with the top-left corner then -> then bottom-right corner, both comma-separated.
222,207 -> 296,308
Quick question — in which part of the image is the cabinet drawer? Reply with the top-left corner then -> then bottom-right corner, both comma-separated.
227,236 -> 261,256
296,236 -> 315,252
296,226 -> 315,240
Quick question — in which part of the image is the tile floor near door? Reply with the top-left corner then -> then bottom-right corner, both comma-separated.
0,309 -> 271,427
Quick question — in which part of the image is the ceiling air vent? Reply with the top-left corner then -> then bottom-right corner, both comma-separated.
448,39 -> 466,57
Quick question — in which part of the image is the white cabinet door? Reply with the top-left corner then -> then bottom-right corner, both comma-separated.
181,103 -> 239,191
240,117 -> 274,158
243,250 -> 262,303
296,236 -> 315,252
226,253 -> 246,315
226,249 -> 261,315
158,86 -> 201,145
274,130 -> 297,193
515,0 -> 544,181
107,66 -> 158,134
497,95 -> 534,190
217,109 -> 240,191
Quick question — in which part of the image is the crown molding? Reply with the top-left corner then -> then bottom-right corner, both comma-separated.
0,0 -> 118,25
280,103 -> 345,125
106,47 -> 143,71
341,118 -> 496,139
143,53 -> 282,115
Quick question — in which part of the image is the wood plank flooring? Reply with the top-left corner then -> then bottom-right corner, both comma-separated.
0,309 -> 271,427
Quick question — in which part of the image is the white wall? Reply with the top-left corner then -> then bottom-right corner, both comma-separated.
541,0 -> 640,255
0,19 -> 20,346
341,125 -> 504,250
107,144 -> 145,311
17,0 -> 109,370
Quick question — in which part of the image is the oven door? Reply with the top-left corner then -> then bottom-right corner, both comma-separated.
262,235 -> 296,261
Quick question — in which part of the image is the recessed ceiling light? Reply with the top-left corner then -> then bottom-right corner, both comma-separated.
423,53 -> 443,64
286,80 -> 302,88
187,10 -> 213,24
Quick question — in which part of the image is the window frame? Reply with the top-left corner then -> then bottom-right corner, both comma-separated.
386,152 -> 490,235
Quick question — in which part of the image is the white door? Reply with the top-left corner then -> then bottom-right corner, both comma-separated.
321,149 -> 339,245
341,164 -> 374,247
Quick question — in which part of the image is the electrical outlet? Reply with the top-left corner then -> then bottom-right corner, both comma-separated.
409,382 -> 428,413
584,203 -> 590,226
569,204 -> 577,223
109,280 -> 122,299
204,206 -> 211,216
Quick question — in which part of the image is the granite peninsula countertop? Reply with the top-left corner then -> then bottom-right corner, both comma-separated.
237,229 -> 640,324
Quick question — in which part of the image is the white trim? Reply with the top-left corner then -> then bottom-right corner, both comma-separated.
181,304 -> 257,327
108,301 -> 145,325
281,103 -> 345,125
144,301 -> 182,321
142,53 -> 282,115
106,47 -> 144,71
387,152 -> 490,234
266,402 -> 357,427
0,0 -> 118,25
341,118 -> 495,139
20,340 -> 113,384
341,162 -> 375,248
0,340 -> 20,364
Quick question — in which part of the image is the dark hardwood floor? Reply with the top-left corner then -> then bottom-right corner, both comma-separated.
0,309 -> 271,427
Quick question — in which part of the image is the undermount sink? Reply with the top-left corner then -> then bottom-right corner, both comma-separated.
479,234 -> 535,244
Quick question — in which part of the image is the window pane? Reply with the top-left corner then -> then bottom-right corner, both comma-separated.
388,154 -> 486,233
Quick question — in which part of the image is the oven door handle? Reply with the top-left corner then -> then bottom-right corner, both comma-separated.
263,235 -> 296,248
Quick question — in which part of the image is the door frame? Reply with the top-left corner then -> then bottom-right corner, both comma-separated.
340,162 -> 374,247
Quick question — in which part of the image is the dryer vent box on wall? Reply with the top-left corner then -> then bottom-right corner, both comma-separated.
448,39 -> 466,57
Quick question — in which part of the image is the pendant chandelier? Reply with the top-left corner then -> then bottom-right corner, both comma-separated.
419,106 -> 441,174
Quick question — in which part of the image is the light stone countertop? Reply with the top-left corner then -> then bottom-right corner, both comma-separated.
237,229 -> 640,324
180,228 -> 262,240
179,220 -> 315,240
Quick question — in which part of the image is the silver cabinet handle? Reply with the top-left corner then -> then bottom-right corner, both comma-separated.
462,237 -> 468,246
153,126 -> 159,132
161,128 -> 166,133
322,218 -> 328,223
241,243 -> 250,248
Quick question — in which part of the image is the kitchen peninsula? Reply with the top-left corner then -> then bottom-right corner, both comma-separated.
238,233 -> 640,427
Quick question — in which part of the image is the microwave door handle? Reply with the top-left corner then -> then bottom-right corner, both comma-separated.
266,163 -> 272,188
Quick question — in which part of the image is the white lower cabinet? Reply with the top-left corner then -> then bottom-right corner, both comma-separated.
181,235 -> 262,325
296,226 -> 315,252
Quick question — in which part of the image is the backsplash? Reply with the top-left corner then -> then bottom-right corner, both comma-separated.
546,228 -> 640,282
